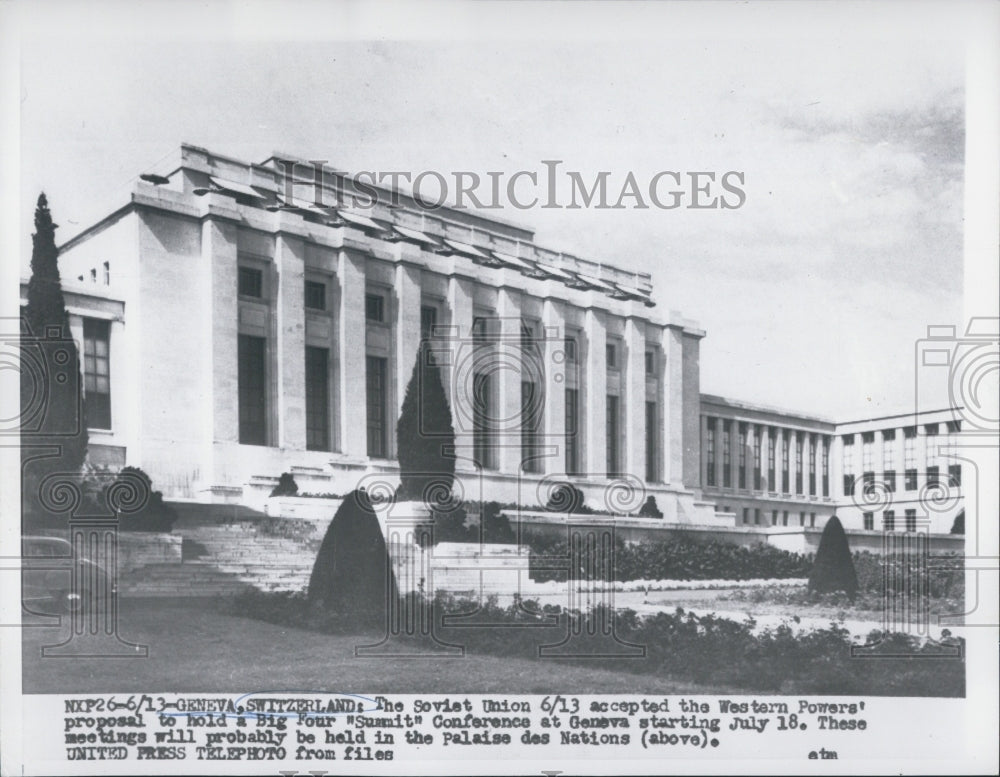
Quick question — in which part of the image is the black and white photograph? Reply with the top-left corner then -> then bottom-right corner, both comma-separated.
1,1 -> 998,774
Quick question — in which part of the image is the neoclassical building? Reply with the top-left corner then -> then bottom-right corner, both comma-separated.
699,397 -> 966,535
25,143 -> 964,538
43,144 -> 710,520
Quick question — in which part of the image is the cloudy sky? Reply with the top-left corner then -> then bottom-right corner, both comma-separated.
13,1 -> 968,420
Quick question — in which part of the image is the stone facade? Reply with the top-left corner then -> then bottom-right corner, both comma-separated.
46,144 -> 707,519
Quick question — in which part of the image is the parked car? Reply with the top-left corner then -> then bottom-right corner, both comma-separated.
21,535 -> 116,614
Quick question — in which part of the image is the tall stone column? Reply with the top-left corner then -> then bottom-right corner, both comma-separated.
338,248 -> 368,458
664,325 -> 685,486
497,288 -> 524,475
394,264 -> 422,417
205,218 -> 240,446
447,277 -> 475,470
275,230 -> 306,450
624,318 -> 646,482
584,309 -> 607,477
542,300 -> 567,475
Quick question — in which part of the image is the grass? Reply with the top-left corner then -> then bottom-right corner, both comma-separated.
22,597 -> 730,695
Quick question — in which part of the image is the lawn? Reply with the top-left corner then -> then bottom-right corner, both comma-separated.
22,597 -> 728,695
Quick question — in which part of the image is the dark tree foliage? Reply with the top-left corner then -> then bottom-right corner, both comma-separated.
396,343 -> 455,504
638,496 -> 663,518
270,472 -> 299,497
112,466 -> 178,532
307,489 -> 398,624
808,515 -> 858,599
950,509 -> 964,535
21,194 -> 88,518
546,483 -> 587,514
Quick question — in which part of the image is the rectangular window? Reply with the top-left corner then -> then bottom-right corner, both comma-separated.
103,261 -> 110,286
722,421 -> 732,488
767,429 -> 776,491
473,371 -> 495,469
863,512 -> 874,531
883,510 -> 895,531
882,428 -> 896,470
565,388 -> 580,475
706,418 -> 717,487
862,431 -> 874,472
904,426 -> 917,469
810,513 -> 816,528
238,334 -> 267,445
842,434 -> 854,494
606,395 -> 620,477
753,426 -> 762,490
754,508 -> 761,525
925,423 -> 939,466
305,346 -> 330,451
83,318 -> 111,430
90,267 -> 97,283
782,430 -> 790,492
606,343 -> 617,369
946,420 -> 961,433
645,350 -> 655,375
771,509 -> 778,526
738,423 -> 747,489
926,465 -> 940,487
948,463 -> 962,487
799,511 -> 805,527
884,470 -> 896,493
742,507 -> 749,525
420,305 -> 438,341
821,437 -> 830,497
645,401 -> 658,482
905,509 -> 917,533
782,510 -> 788,526
472,316 -> 489,344
904,468 -> 918,491
520,320 -> 537,353
563,335 -> 577,362
366,356 -> 388,457
238,266 -> 263,298
795,432 -> 803,494
809,436 -> 817,496
521,381 -> 541,473
365,293 -> 385,323
304,280 -> 327,311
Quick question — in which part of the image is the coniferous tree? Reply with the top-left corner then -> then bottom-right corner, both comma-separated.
808,515 -> 858,599
396,343 -> 455,503
21,194 -> 88,518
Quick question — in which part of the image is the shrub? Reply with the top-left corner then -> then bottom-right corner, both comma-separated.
638,496 -> 663,518
270,472 -> 299,497
545,483 -> 587,513
808,515 -> 858,599
307,489 -> 397,625
950,509 -> 964,534
231,590 -> 965,696
396,343 -> 455,503
107,466 -> 178,532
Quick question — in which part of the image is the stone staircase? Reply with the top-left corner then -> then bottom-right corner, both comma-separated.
117,504 -> 325,597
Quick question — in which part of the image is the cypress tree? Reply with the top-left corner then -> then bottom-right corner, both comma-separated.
808,515 -> 858,599
21,194 -> 88,515
396,343 -> 455,504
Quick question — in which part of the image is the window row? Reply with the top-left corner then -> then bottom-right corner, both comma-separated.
862,509 -> 922,532
845,465 -> 962,495
704,419 -> 830,497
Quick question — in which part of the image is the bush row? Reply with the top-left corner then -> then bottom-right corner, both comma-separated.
526,535 -> 813,583
230,590 -> 964,697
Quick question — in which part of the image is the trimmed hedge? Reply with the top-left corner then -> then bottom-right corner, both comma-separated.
528,535 -> 813,583
231,590 -> 964,696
